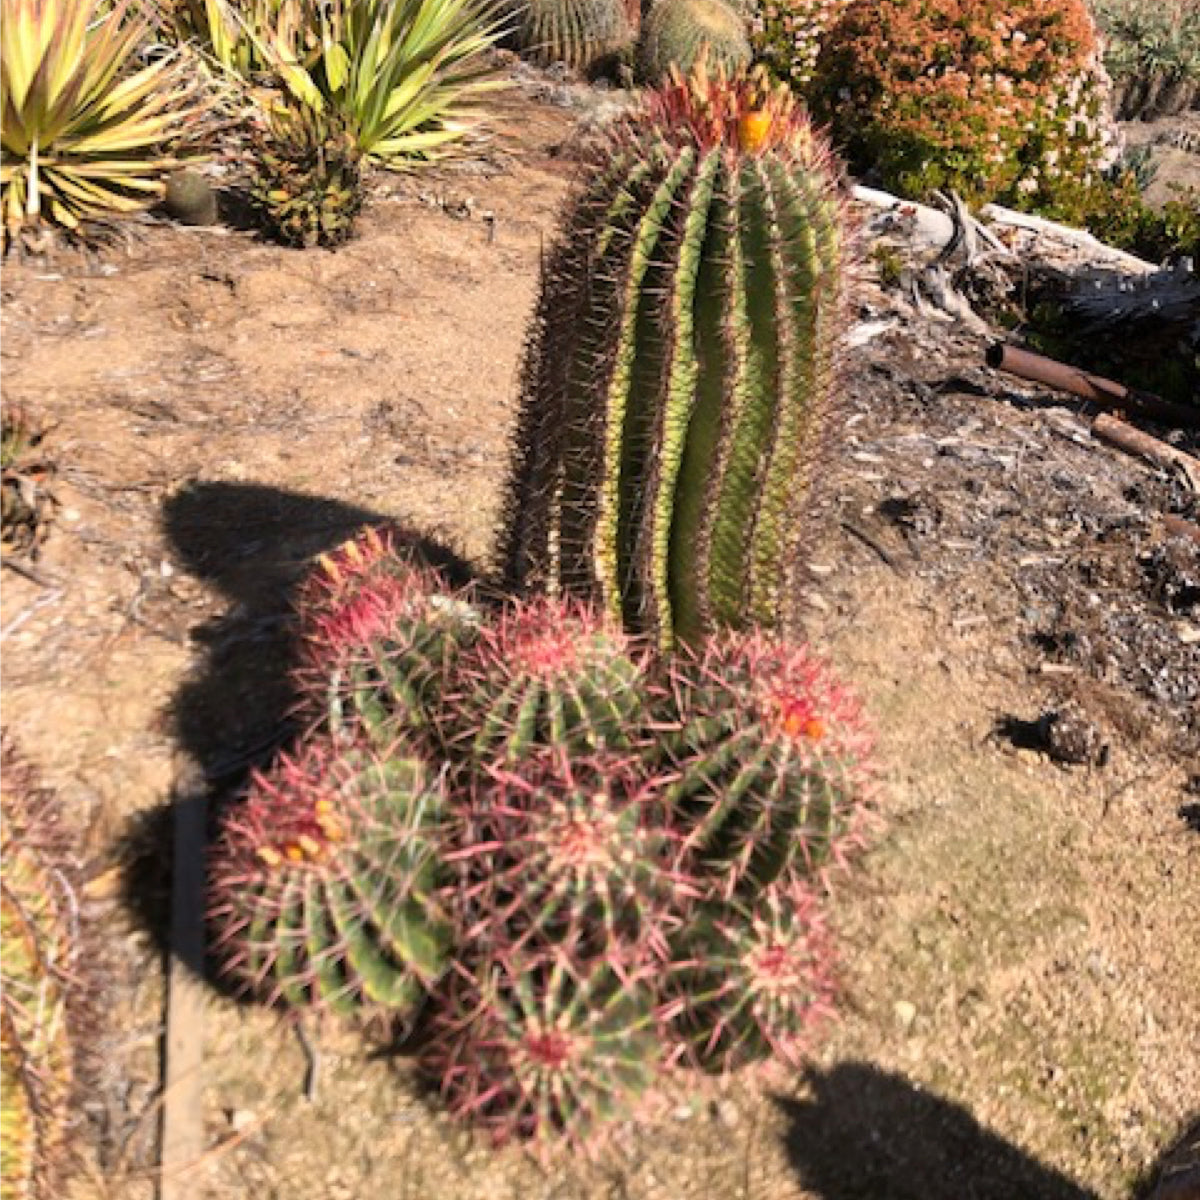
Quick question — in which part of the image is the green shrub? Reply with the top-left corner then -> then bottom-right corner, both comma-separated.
1093,0 -> 1200,118
754,0 -> 848,90
809,0 -> 1119,221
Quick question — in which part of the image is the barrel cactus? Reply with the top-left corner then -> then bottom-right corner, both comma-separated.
498,67 -> 852,649
499,0 -> 636,72
661,632 -> 874,897
208,740 -> 451,1022
1,739 -> 86,1200
664,883 -> 836,1071
637,0 -> 751,83
448,751 -> 689,953
444,596 -> 647,763
292,525 -> 481,749
431,935 -> 661,1148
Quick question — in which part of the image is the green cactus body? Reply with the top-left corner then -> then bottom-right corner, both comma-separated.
432,936 -> 660,1148
499,70 -> 850,649
662,633 -> 873,896
208,742 -> 451,1022
636,0 -> 752,84
450,752 -> 688,953
1,741 -> 83,1200
447,597 -> 646,763
292,527 -> 481,749
501,0 -> 636,71
665,884 -> 835,1070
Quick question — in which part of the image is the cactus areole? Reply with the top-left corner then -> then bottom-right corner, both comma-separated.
499,67 -> 851,649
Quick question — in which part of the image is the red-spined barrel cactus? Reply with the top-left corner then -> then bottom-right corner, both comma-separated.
431,935 -> 660,1149
1,739 -> 88,1200
444,596 -> 647,763
292,525 -> 481,748
499,66 -> 853,649
662,632 -> 874,897
448,751 -> 691,955
208,740 -> 451,1022
664,884 -> 836,1071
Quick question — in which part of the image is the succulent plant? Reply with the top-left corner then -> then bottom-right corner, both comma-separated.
497,67 -> 851,649
499,0 -> 637,72
445,596 -> 647,763
661,632 -> 874,897
1,738 -> 86,1200
448,751 -> 691,955
636,0 -> 752,83
431,933 -> 661,1148
250,101 -> 365,249
664,883 -> 836,1071
1,406 -> 56,557
291,525 -> 481,748
208,740 -> 452,1022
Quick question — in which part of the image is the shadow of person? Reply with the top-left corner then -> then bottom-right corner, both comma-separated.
777,1062 -> 1099,1200
119,480 -> 474,981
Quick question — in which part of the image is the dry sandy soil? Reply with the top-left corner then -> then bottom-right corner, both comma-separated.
2,76 -> 1198,1200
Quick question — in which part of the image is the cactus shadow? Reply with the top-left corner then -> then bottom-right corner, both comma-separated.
118,481 -> 475,988
777,1062 -> 1099,1200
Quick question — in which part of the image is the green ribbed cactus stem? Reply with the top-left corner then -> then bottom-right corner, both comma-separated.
636,0 -> 751,84
1,739 -> 84,1200
208,741 -> 451,1022
430,933 -> 661,1149
448,751 -> 690,953
498,67 -> 852,649
500,0 -> 636,71
664,884 -> 836,1071
292,525 -> 481,749
662,633 -> 875,897
445,596 -> 646,764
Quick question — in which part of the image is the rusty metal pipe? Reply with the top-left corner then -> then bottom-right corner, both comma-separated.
985,342 -> 1200,430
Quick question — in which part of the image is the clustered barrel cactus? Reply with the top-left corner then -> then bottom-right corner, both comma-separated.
499,66 -> 851,651
208,523 -> 875,1148
208,70 -> 873,1154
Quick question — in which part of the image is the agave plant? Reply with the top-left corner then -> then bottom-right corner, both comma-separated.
1,0 -> 205,237
246,0 -> 506,166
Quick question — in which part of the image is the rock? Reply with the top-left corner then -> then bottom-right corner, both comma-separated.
894,999 -> 917,1030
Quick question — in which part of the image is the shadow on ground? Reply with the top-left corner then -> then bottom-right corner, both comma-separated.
778,1062 -> 1099,1200
119,480 -> 474,978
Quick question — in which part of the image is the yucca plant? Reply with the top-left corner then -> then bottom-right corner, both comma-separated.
246,0 -> 506,167
1,0 -> 205,239
498,66 -> 852,649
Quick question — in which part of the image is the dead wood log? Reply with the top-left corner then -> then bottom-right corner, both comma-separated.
1092,413 -> 1200,491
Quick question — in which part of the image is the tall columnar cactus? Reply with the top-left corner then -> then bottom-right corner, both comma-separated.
292,525 -> 481,748
208,740 -> 451,1023
498,67 -> 852,649
636,0 -> 752,84
448,751 -> 690,954
499,0 -> 637,72
661,632 -> 874,897
664,884 -> 836,1071
431,933 -> 661,1149
443,596 -> 647,763
1,739 -> 85,1200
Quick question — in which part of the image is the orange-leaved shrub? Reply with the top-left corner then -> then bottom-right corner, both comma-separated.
808,0 -> 1120,219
